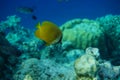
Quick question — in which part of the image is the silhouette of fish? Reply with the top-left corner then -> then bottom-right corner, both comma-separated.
32,15 -> 37,20
17,7 -> 34,14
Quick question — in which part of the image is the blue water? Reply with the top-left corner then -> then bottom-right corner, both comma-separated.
0,0 -> 120,30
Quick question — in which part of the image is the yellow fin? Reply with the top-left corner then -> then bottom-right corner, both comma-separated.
36,22 -> 41,29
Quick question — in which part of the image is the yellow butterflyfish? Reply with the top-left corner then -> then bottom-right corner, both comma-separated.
34,21 -> 62,46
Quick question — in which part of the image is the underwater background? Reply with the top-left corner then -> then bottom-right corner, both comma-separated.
1,0 -> 120,29
1,0 -> 120,80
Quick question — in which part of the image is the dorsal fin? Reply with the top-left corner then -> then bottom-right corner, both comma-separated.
36,22 -> 41,29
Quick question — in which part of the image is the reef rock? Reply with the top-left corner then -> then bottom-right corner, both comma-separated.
74,47 -> 120,80
98,61 -> 120,80
74,47 -> 100,80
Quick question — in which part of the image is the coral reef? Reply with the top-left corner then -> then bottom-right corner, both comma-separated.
74,47 -> 120,80
0,15 -> 43,60
0,15 -> 42,80
14,58 -> 76,80
61,19 -> 107,56
96,15 -> 120,31
0,15 -> 21,31
97,15 -> 120,64
0,32 -> 21,80
39,42 -> 84,65
5,24 -> 42,59
1,14 -> 120,80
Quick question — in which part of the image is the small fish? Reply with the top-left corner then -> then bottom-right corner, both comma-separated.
17,7 -> 34,14
34,21 -> 62,46
32,15 -> 37,20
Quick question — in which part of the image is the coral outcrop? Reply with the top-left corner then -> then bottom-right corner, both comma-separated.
74,47 -> 99,80
97,15 -> 120,64
61,19 -> 107,56
74,47 -> 120,80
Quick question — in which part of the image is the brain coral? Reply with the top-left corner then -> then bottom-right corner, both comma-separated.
61,19 -> 106,53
